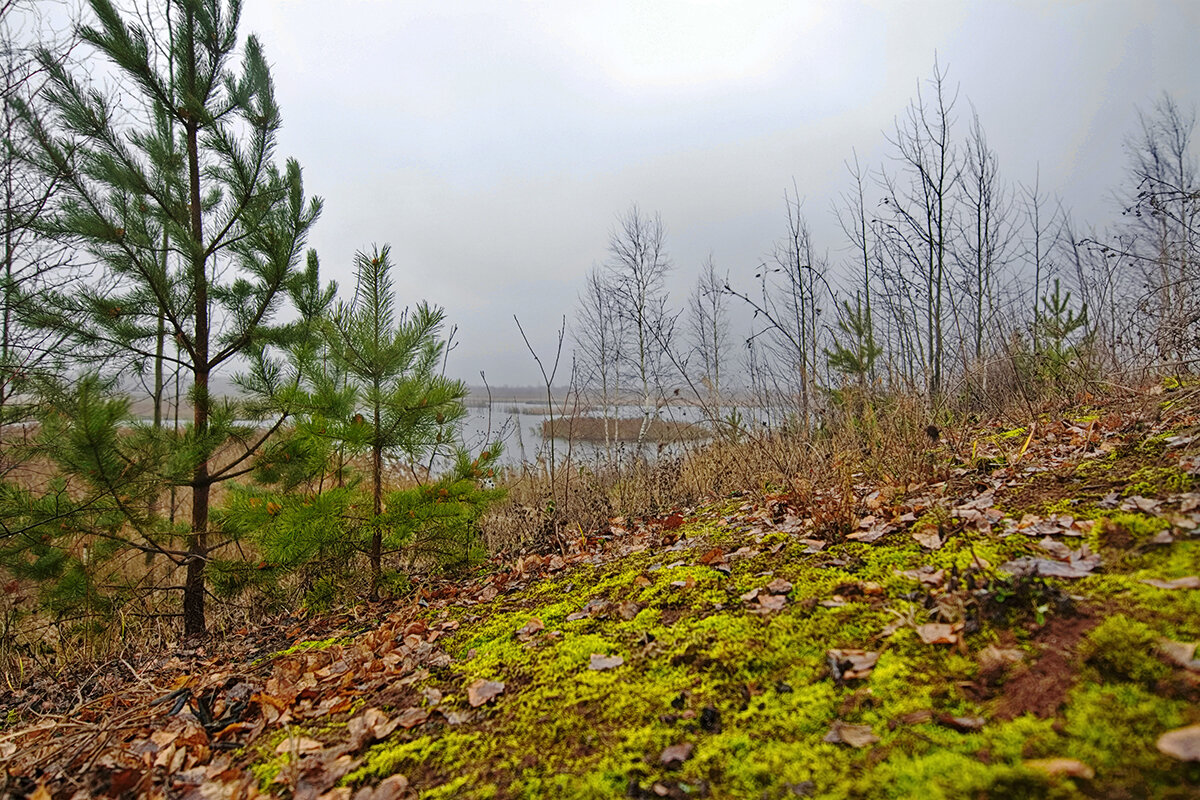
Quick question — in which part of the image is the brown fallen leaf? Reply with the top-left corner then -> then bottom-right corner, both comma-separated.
1023,758 -> 1095,779
1158,639 -> 1200,671
697,547 -> 726,566
1142,576 -> 1200,590
395,707 -> 429,729
936,713 -> 985,732
911,529 -> 943,550
1157,724 -> 1200,761
440,708 -> 471,725
978,645 -> 1025,680
352,774 -> 410,800
755,594 -> 787,613
348,707 -> 401,750
466,679 -> 505,707
275,735 -> 324,755
515,617 -> 545,641
897,568 -> 945,587
823,720 -> 879,748
659,742 -> 694,769
765,577 -> 794,595
589,653 -> 624,670
618,601 -> 643,621
916,623 -> 960,645
827,649 -> 879,681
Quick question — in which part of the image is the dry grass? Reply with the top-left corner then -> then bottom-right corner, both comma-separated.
540,415 -> 708,443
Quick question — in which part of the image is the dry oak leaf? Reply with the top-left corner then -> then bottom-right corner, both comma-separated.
765,577 -> 794,595
1158,640 -> 1200,671
1142,576 -> 1200,590
1023,758 -> 1095,779
755,594 -> 787,613
466,679 -> 505,707
515,617 -> 545,641
1157,724 -> 1200,761
823,720 -> 879,748
275,736 -> 324,755
916,623 -> 961,645
660,742 -> 694,769
911,529 -> 944,550
348,707 -> 401,750
589,653 -> 624,670
352,774 -> 410,800
396,707 -> 430,729
827,649 -> 879,681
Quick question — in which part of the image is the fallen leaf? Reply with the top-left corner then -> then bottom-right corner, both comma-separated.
396,707 -> 429,729
515,617 -> 545,640
275,736 -> 324,755
1157,724 -> 1200,761
911,530 -> 943,550
352,774 -> 410,800
936,714 -> 985,732
765,577 -> 794,595
827,649 -> 879,681
659,742 -> 694,769
440,709 -> 471,725
1024,758 -> 1095,779
897,568 -> 945,587
916,623 -> 959,645
589,653 -> 624,670
823,720 -> 878,748
697,547 -> 726,565
1142,576 -> 1200,590
978,645 -> 1025,678
466,679 -> 505,707
1159,640 -> 1200,671
755,594 -> 787,612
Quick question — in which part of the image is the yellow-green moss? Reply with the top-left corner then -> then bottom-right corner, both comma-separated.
308,494 -> 1200,798
1078,614 -> 1168,685
1124,465 -> 1192,497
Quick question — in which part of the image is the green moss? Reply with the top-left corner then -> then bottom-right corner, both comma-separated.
1124,465 -> 1192,497
1078,614 -> 1167,685
1061,683 -> 1188,789
306,488 -> 1200,798
274,635 -> 350,657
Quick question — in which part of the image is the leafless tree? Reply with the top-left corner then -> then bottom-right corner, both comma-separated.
1120,94 -> 1199,364
1019,167 -> 1065,349
606,204 -> 672,449
955,106 -> 1013,368
687,254 -> 729,411
573,265 -> 625,464
877,57 -> 959,400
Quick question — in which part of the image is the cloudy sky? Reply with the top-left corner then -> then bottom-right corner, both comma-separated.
229,0 -> 1196,386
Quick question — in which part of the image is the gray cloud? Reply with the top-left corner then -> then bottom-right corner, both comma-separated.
236,0 -> 1197,384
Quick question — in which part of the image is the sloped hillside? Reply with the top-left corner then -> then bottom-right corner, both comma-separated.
4,391 -> 1200,799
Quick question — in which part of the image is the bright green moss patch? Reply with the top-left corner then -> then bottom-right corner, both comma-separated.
300,479 -> 1200,799
1078,614 -> 1167,685
1124,465 -> 1192,497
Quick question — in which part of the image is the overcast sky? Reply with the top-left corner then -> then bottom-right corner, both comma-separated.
229,0 -> 1196,386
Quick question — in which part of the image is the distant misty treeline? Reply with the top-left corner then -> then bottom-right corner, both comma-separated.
568,60 -> 1197,431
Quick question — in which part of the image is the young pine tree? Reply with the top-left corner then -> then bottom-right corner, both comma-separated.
328,245 -> 473,596
14,0 -> 322,635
